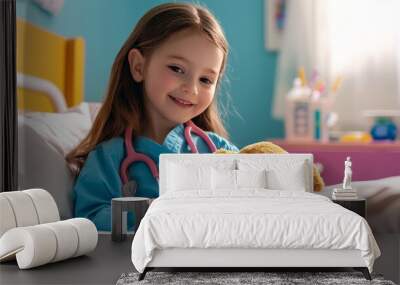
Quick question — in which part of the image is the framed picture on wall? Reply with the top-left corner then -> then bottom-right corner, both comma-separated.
264,0 -> 286,51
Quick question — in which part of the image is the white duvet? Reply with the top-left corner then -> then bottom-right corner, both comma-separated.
131,190 -> 381,273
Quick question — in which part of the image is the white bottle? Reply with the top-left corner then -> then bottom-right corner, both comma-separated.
285,78 -> 313,141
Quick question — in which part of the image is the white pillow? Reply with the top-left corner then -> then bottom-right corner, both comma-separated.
20,102 -> 92,157
266,164 -> 307,191
212,168 -> 237,190
211,169 -> 268,190
238,158 -> 308,191
236,169 -> 268,189
167,163 -> 212,191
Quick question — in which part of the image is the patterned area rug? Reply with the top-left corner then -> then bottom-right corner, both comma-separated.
116,271 -> 396,285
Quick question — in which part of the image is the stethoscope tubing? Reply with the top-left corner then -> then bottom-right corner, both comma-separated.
120,120 -> 216,185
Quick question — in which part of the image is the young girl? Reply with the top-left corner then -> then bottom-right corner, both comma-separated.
67,2 -> 238,231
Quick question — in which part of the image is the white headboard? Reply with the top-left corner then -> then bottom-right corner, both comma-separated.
159,154 -> 314,195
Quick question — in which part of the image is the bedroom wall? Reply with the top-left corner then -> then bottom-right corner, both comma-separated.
16,0 -> 283,147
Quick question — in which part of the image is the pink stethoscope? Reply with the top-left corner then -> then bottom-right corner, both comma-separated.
119,120 -> 217,195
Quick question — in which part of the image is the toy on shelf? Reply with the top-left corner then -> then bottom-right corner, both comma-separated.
339,131 -> 373,143
363,110 -> 400,141
285,68 -> 340,143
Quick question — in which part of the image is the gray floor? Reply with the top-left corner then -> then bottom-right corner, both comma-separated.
0,234 -> 134,285
1,234 -> 398,285
373,234 -> 400,284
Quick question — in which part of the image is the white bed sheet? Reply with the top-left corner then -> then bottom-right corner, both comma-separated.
131,189 -> 381,273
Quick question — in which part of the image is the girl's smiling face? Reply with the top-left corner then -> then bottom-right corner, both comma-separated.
129,28 -> 224,132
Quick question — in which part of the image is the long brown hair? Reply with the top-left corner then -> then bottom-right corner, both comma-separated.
66,3 -> 230,175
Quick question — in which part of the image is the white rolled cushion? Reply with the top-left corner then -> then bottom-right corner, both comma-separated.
0,189 -> 60,238
66,218 -> 98,257
0,191 -> 39,227
23,189 -> 60,224
167,163 -> 212,191
0,196 -> 17,237
0,226 -> 57,269
236,169 -> 268,189
0,218 -> 97,269
212,168 -> 237,190
42,221 -> 79,262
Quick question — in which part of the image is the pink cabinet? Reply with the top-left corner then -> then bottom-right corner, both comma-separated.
272,140 -> 400,186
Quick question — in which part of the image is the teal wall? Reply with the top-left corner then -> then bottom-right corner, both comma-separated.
16,0 -> 283,147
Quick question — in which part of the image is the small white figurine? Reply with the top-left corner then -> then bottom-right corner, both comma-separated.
342,156 -> 352,190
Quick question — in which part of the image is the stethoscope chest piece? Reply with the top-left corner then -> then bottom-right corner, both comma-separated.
122,180 -> 138,197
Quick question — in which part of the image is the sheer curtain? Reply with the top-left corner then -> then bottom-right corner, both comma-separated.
273,0 -> 400,131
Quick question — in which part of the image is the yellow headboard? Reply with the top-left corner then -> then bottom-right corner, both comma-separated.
17,18 -> 85,112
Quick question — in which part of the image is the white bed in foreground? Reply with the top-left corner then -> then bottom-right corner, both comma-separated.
131,154 -> 380,280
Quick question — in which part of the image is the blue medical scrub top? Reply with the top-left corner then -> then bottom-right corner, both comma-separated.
73,124 -> 239,231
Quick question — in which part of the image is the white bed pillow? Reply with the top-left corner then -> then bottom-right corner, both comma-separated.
238,158 -> 308,191
266,164 -> 307,191
212,168 -> 237,190
236,169 -> 268,189
167,163 -> 212,191
211,169 -> 268,190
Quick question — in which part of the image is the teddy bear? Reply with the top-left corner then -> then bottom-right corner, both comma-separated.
215,141 -> 324,192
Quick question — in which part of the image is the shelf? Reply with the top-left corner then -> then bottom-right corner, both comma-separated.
269,139 -> 400,185
271,140 -> 400,152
